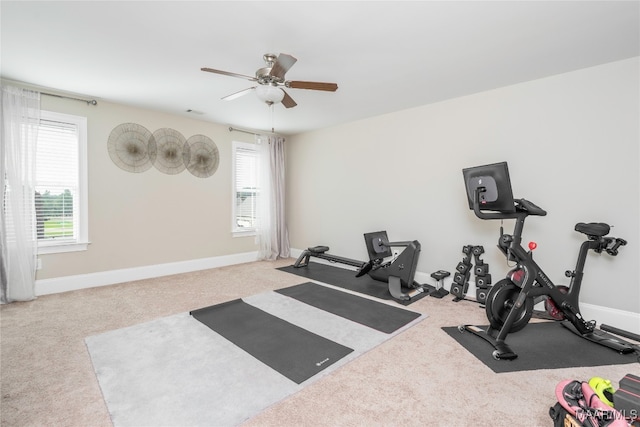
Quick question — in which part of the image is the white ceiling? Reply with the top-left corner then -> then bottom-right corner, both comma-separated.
1,1 -> 638,135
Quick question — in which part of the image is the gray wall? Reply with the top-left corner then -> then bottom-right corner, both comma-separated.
286,58 -> 639,314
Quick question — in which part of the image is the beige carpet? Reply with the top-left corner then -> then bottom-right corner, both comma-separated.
1,258 -> 637,426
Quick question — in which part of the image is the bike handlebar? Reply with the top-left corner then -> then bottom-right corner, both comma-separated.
605,237 -> 627,256
515,199 -> 547,216
472,188 -> 547,220
471,188 -> 627,258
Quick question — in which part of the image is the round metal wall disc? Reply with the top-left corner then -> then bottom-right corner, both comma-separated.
184,134 -> 219,178
107,123 -> 155,173
151,128 -> 187,175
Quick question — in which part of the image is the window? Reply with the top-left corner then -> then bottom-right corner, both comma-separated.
232,141 -> 258,235
35,111 -> 88,254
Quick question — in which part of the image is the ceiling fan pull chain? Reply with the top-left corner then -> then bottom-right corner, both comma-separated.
270,103 -> 275,133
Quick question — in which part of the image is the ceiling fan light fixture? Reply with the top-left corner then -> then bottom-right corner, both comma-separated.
255,84 -> 284,104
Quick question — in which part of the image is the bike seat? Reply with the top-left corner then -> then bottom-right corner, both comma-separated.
575,222 -> 610,237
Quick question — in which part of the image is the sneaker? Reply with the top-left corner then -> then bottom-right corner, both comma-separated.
589,377 -> 615,407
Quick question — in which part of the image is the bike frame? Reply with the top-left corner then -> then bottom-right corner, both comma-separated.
463,188 -> 635,360
493,216 -> 597,340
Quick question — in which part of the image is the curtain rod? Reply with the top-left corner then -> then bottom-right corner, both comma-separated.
228,126 -> 260,136
228,126 -> 282,137
42,92 -> 98,106
228,127 -> 284,143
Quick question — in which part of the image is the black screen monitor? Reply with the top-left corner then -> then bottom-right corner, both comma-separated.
363,231 -> 393,261
462,161 -> 515,213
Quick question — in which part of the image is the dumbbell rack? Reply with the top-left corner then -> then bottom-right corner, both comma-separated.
450,245 -> 492,304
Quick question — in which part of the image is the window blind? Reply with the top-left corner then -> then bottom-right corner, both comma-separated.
35,118 -> 79,242
234,144 -> 258,230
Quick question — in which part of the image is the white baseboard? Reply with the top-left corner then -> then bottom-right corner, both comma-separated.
34,247 -> 640,334
290,247 -> 640,334
35,251 -> 259,296
580,303 -> 640,335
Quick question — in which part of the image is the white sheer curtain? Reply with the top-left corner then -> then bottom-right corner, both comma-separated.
1,85 -> 40,303
255,134 -> 290,261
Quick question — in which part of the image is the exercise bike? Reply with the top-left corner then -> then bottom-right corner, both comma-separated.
459,162 -> 639,360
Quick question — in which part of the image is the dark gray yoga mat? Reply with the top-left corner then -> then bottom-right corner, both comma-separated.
443,321 -> 638,373
191,299 -> 354,384
276,282 -> 421,334
278,262 -> 428,305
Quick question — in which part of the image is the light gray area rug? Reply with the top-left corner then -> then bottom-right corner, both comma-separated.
85,288 -> 425,427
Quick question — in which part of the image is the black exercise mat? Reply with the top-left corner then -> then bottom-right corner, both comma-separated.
191,299 -> 353,384
278,262 -> 428,305
443,322 -> 638,373
276,282 -> 421,334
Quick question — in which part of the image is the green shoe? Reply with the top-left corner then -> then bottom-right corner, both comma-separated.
588,376 -> 615,407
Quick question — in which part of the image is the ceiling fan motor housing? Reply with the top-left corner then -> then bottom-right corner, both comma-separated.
257,54 -> 284,85
256,67 -> 283,85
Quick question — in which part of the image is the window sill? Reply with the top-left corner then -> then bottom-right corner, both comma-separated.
232,230 -> 256,238
38,241 -> 89,255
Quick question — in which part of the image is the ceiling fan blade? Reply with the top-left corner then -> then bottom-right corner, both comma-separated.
222,87 -> 255,101
286,81 -> 338,92
281,90 -> 297,109
201,67 -> 257,82
269,54 -> 297,80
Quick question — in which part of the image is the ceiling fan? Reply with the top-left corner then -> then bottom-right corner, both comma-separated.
201,53 -> 338,108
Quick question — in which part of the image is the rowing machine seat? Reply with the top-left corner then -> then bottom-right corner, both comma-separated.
308,246 -> 330,254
